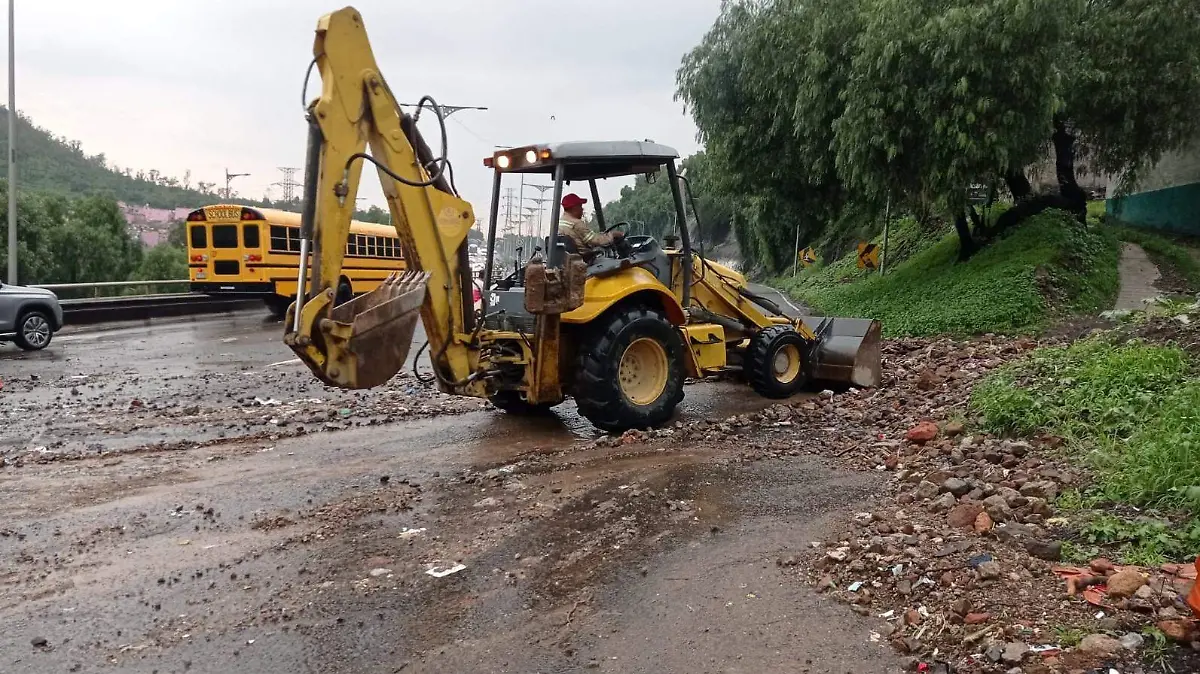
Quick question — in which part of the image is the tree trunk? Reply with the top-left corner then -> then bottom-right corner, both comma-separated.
1004,168 -> 1032,202
954,210 -> 977,261
1051,115 -> 1088,222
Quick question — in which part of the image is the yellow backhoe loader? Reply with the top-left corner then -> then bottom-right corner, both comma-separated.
284,7 -> 882,433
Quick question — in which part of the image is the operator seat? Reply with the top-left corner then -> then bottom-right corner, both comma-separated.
559,233 -> 598,264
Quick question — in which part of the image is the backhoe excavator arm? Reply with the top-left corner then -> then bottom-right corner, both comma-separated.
283,6 -> 480,394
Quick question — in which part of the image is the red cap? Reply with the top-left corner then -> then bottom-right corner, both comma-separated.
561,193 -> 588,210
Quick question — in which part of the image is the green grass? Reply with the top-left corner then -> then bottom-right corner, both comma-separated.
971,338 -> 1200,515
779,210 -> 1119,337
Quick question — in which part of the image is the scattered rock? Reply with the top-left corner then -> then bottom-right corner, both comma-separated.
977,561 -> 1002,581
941,477 -> 970,497
30,636 -> 48,648
1023,539 -> 1062,561
1119,632 -> 1145,651
964,612 -> 991,625
1077,633 -> 1122,657
947,503 -> 984,528
931,492 -> 957,512
906,421 -> 939,444
1157,619 -> 1195,643
1106,569 -> 1146,599
943,421 -> 965,437
914,481 -> 941,501
974,511 -> 994,533
1001,641 -> 1029,665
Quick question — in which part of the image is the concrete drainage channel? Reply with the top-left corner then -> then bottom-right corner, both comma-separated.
60,294 -> 263,326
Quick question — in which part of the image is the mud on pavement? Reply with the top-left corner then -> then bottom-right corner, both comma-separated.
1,401 -> 908,673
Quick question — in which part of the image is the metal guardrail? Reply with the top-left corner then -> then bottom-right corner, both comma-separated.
26,280 -> 262,325
32,279 -> 190,290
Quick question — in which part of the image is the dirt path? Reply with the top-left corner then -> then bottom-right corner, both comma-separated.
1114,242 -> 1163,310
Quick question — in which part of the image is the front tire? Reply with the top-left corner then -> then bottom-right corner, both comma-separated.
14,310 -> 53,351
745,325 -> 808,398
574,304 -> 685,433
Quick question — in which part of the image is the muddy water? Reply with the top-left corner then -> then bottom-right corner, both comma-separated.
1,311 -> 905,674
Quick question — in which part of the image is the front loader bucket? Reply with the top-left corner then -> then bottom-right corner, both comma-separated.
805,316 -> 883,389
326,271 -> 430,389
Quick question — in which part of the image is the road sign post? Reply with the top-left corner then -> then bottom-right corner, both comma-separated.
856,242 -> 880,270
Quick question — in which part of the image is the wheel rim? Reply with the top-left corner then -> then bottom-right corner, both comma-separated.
23,315 -> 50,348
772,343 -> 802,385
618,337 -> 669,406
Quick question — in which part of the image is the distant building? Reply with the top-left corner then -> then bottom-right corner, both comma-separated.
119,201 -> 185,248
1106,137 -> 1200,236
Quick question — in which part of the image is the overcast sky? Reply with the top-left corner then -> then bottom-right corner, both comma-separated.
9,0 -> 721,232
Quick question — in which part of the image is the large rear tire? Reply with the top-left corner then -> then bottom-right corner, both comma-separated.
745,325 -> 808,398
574,305 -> 685,433
489,391 -> 558,416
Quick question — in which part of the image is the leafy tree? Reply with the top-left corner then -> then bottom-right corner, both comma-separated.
133,244 -> 188,282
601,152 -> 735,253
678,0 -> 1200,267
0,182 -> 142,286
356,204 -> 391,225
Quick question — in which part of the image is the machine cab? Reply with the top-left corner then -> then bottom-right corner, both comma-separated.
481,141 -> 694,301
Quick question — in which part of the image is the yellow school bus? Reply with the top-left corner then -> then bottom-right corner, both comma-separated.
186,204 -> 405,316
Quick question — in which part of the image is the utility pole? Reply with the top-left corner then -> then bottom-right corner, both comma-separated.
501,187 -> 516,265
224,168 -> 249,201
517,174 -> 526,242
6,0 -> 14,284
528,197 -> 551,240
273,167 -> 302,203
528,184 -> 554,241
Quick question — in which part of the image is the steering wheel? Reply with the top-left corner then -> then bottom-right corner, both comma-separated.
603,221 -> 629,234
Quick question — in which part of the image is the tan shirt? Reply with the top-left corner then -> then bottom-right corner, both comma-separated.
558,212 -> 615,251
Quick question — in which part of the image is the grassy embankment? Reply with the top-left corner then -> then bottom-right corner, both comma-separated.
778,209 -> 1121,337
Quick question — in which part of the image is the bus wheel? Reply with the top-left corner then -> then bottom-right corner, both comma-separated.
335,278 -> 353,306
264,297 -> 289,320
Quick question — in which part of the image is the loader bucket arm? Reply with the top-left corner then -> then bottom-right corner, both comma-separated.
283,7 -> 480,394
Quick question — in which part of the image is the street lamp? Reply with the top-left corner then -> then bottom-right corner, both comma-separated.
224,169 -> 250,201
6,0 -> 15,284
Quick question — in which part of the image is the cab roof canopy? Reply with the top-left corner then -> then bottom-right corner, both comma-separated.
492,140 -> 680,182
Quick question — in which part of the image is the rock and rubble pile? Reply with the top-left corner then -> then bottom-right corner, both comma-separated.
586,332 -> 1199,672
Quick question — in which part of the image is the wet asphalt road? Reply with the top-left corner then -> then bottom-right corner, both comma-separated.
0,309 -> 906,674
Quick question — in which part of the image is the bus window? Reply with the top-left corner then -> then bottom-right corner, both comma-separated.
270,226 -> 288,251
288,227 -> 302,252
383,240 -> 394,258
367,237 -> 377,257
243,224 -> 261,248
190,225 -> 207,248
212,225 -> 238,248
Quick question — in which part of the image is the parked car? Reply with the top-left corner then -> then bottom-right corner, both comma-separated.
0,281 -> 64,351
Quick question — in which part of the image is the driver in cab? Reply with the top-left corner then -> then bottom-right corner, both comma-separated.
558,193 -> 623,258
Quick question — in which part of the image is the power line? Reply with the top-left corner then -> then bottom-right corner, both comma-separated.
273,167 -> 302,202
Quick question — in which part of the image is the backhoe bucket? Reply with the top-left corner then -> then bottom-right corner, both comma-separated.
805,316 -> 883,389
327,271 -> 429,388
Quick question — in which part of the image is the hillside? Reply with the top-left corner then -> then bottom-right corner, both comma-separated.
0,107 -> 229,209
779,210 -> 1121,337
